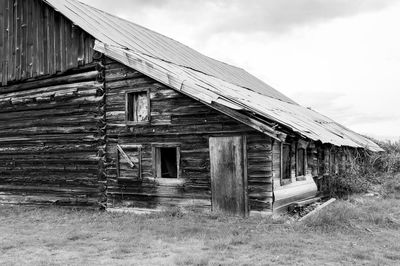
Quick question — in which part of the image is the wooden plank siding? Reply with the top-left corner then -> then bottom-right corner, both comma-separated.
104,59 -> 273,212
0,0 -> 94,86
0,0 -> 366,212
0,62 -> 106,207
210,136 -> 248,216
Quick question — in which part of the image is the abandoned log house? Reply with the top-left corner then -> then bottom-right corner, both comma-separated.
0,0 -> 383,215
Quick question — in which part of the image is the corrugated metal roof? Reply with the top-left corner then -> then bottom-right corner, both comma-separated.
43,0 -> 383,152
95,43 -> 383,152
43,0 -> 295,104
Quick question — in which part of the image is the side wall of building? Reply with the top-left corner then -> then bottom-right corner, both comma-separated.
0,0 -> 94,85
272,138 -> 359,209
0,63 -> 105,207
0,0 -> 104,207
104,58 -> 273,213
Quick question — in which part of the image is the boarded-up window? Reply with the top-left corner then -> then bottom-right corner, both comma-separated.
152,144 -> 180,179
297,148 -> 305,176
126,90 -> 149,123
117,145 -> 142,180
282,144 -> 291,182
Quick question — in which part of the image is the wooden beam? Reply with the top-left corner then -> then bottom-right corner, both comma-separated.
299,198 -> 336,222
95,42 -> 281,142
116,144 -> 135,168
209,102 -> 281,141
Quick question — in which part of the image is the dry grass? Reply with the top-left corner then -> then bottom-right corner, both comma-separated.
1,196 -> 400,266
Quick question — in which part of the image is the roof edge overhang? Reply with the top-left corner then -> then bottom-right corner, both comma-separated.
40,0 -> 383,152
94,41 -> 283,141
94,41 -> 384,152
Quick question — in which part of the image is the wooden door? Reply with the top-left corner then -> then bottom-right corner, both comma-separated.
209,136 -> 248,216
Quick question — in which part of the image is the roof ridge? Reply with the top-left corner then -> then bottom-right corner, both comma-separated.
118,44 -> 299,104
45,0 -> 297,104
76,0 -> 249,72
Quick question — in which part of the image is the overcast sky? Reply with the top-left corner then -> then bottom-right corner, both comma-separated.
81,0 -> 400,141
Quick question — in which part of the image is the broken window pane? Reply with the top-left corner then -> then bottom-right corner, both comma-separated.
127,91 -> 149,122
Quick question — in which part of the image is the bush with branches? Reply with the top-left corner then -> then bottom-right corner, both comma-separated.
331,138 -> 400,197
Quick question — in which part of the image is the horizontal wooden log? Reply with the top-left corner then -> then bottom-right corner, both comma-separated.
0,64 -> 104,208
2,69 -> 98,93
102,61 -> 276,212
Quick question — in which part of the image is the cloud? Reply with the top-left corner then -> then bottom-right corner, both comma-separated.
80,0 -> 397,35
346,113 -> 400,125
290,91 -> 348,113
77,0 -> 400,138
207,0 -> 397,34
290,90 -> 399,129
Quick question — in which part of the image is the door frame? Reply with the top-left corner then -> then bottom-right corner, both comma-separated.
209,135 -> 248,216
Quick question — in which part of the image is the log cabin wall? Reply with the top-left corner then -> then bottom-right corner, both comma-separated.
272,139 -> 358,197
313,145 -> 359,196
0,62 -> 105,207
104,59 -> 273,213
0,0 -> 94,86
272,140 -> 281,189
271,138 -> 358,209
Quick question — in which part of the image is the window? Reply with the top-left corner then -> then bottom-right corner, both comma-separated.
126,89 -> 150,124
330,150 -> 336,174
152,144 -> 180,178
344,153 -> 349,171
319,148 -> 325,175
117,144 -> 142,181
333,153 -> 339,174
297,148 -> 306,176
281,144 -> 291,184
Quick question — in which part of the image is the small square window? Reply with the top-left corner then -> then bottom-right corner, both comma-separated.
152,144 -> 180,179
126,90 -> 150,124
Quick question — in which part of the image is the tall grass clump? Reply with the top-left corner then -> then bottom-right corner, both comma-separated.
330,138 -> 400,198
301,201 -> 360,231
301,197 -> 400,231
371,139 -> 400,174
380,173 -> 400,199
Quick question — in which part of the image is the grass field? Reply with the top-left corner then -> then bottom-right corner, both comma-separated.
1,195 -> 400,266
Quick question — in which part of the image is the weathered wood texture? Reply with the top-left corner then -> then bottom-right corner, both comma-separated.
210,136 -> 247,216
104,59 -> 273,212
314,146 -> 358,196
0,63 -> 105,207
272,140 -> 281,188
0,0 -> 94,86
271,137 -> 361,204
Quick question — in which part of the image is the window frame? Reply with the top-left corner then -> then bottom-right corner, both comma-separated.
125,88 -> 151,125
116,144 -> 143,181
333,152 -> 339,174
280,140 -> 309,186
296,147 -> 306,177
151,143 -> 181,179
280,142 -> 292,185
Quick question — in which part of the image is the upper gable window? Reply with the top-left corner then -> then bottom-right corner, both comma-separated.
126,89 -> 150,124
